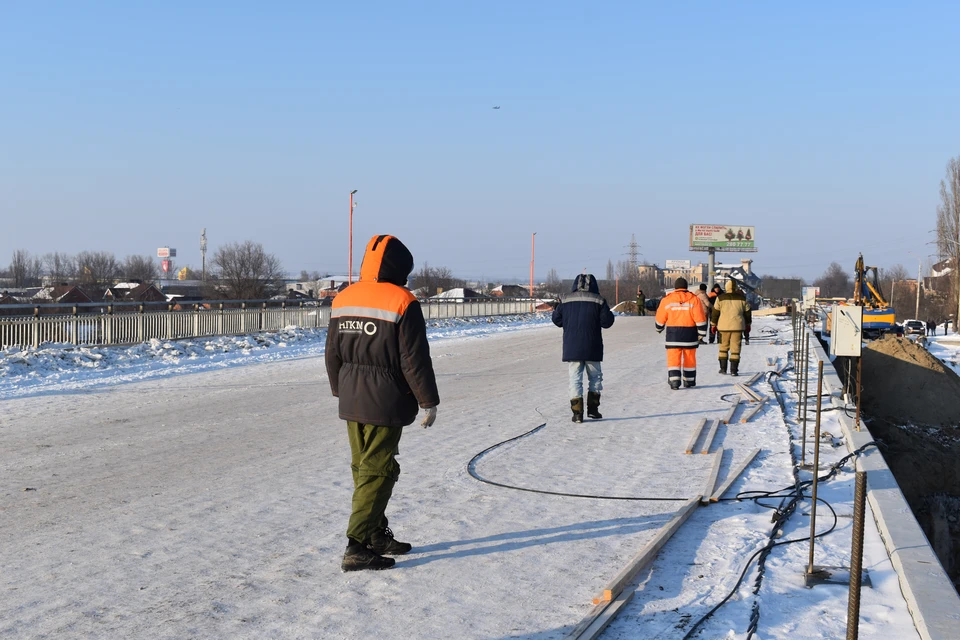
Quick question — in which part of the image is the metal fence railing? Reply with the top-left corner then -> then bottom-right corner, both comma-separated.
0,297 -> 538,350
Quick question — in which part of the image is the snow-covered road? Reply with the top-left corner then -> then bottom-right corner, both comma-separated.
0,316 -> 918,639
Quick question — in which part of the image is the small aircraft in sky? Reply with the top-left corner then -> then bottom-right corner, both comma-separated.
492,106 -> 500,109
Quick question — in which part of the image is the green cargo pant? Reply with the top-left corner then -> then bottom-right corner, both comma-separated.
718,330 -> 743,362
346,421 -> 402,544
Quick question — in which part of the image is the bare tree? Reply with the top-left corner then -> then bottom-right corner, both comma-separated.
936,156 -> 960,331
43,252 -> 76,285
544,268 -> 561,293
75,251 -> 119,288
813,262 -> 851,298
605,260 -> 614,282
121,255 -> 158,283
10,250 -> 43,287
212,241 -> 285,299
410,263 -> 464,295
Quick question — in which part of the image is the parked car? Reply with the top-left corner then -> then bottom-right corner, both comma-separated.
902,319 -> 925,336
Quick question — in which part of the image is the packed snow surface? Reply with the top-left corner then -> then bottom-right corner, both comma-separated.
1,314 -> 918,638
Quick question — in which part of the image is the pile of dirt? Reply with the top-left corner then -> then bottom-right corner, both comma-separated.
860,336 -> 960,427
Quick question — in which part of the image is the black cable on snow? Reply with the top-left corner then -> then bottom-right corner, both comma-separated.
467,422 -> 690,502
681,442 -> 877,639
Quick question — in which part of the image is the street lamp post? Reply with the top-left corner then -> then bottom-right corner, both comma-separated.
916,259 -> 922,320
530,232 -> 536,312
349,190 -> 358,285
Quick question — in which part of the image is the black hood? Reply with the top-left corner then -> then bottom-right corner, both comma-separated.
571,273 -> 599,294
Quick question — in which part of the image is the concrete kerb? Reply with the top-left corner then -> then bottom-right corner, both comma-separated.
806,328 -> 960,639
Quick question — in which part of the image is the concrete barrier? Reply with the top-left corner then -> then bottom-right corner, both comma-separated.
807,329 -> 960,639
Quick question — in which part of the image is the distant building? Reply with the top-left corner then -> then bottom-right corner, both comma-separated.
103,283 -> 166,303
662,263 -> 709,287
490,284 -> 529,297
33,285 -> 93,305
925,258 -> 956,294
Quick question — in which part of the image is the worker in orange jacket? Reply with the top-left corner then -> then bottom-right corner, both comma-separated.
655,278 -> 709,389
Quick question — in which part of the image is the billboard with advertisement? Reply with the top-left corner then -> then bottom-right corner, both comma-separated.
157,247 -> 177,258
689,225 -> 756,252
665,259 -> 691,270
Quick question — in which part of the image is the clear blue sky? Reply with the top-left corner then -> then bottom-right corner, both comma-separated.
2,1 -> 958,282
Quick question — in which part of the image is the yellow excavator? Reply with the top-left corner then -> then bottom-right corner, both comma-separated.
851,253 -> 896,338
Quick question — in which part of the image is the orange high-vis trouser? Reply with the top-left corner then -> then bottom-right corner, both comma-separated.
667,348 -> 697,386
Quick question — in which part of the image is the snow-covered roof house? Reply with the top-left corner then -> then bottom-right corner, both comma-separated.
428,288 -> 488,300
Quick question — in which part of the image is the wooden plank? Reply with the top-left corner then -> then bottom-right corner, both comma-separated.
735,383 -> 764,403
700,449 -> 724,504
588,497 -> 701,607
746,372 -> 763,386
710,448 -> 761,502
700,420 -> 719,455
721,397 -> 740,424
741,397 -> 768,423
684,417 -> 708,454
569,588 -> 635,640
753,306 -> 788,316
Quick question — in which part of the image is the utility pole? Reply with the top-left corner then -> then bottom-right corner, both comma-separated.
200,228 -> 207,281
627,234 -> 640,271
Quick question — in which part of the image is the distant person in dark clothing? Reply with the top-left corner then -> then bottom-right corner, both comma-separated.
636,288 -> 646,316
707,284 -> 723,343
928,320 -> 937,335
553,274 -> 615,422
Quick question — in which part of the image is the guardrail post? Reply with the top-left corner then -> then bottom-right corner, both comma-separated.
138,304 -> 144,343
105,304 -> 113,345
166,304 -> 173,339
193,304 -> 200,337
261,301 -> 267,331
806,361 -> 825,576
240,302 -> 246,333
32,306 -> 40,348
72,306 -> 79,346
218,303 -> 224,335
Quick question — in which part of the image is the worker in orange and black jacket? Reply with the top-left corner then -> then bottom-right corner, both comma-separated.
326,234 -> 440,572
655,277 -> 708,389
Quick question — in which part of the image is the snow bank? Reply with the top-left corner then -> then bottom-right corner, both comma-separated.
0,314 -> 552,399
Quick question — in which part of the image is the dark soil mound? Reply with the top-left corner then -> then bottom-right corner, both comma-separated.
860,337 -> 960,427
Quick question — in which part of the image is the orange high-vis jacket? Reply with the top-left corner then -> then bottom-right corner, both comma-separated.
655,289 -> 708,348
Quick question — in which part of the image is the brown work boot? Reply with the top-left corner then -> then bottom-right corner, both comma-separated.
570,397 -> 583,423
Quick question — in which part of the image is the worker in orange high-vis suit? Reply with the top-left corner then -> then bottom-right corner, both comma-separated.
655,278 -> 708,389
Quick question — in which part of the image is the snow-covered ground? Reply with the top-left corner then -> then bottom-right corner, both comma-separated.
1,315 -> 918,638
0,314 -> 552,400
926,334 -> 960,374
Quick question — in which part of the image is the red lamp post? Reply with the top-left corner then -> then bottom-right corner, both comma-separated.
349,190 -> 358,284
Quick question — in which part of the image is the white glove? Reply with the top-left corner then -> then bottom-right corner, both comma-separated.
421,406 -> 437,428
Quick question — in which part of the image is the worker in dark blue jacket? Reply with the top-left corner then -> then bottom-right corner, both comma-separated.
552,273 -> 615,422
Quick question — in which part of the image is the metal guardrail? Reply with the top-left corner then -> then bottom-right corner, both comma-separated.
0,297 -> 539,349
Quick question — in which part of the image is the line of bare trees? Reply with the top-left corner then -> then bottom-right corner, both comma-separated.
3,250 -> 159,289
3,241 -> 289,301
